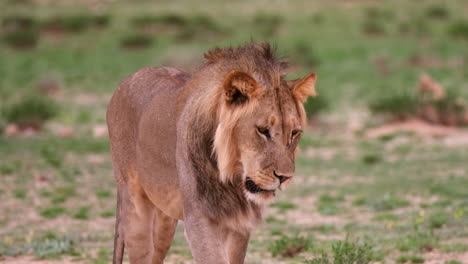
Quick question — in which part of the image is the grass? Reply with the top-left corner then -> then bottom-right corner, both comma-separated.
268,234 -> 313,257
120,33 -> 153,49
307,237 -> 375,264
396,255 -> 425,263
2,29 -> 39,49
0,0 -> 467,263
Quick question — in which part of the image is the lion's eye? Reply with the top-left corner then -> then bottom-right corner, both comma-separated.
291,129 -> 302,139
256,127 -> 270,139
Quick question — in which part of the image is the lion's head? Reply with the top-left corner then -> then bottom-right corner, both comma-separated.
207,44 -> 318,204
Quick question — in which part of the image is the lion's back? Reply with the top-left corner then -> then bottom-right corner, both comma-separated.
107,66 -> 190,183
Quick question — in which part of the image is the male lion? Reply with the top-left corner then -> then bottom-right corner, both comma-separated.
107,42 -> 317,264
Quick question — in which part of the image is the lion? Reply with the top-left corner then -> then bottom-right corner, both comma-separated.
106,42 -> 317,264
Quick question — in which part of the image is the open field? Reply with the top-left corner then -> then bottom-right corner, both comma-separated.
1,0 -> 467,263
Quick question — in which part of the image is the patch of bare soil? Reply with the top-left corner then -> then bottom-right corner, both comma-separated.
424,250 -> 468,264
365,118 -> 461,138
0,256 -> 83,264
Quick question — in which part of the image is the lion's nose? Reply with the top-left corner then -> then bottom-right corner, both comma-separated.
274,171 -> 292,184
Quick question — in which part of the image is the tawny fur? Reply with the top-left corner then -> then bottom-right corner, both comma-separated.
107,42 -> 317,264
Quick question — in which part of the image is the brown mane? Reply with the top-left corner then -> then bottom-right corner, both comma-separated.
182,42 -> 296,227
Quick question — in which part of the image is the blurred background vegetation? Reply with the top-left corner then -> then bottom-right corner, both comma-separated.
0,0 -> 467,263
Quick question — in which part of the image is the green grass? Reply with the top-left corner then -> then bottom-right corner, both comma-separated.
0,0 -> 467,263
39,206 -> 67,219
268,234 -> 313,258
307,237 -> 375,264
396,255 -> 425,263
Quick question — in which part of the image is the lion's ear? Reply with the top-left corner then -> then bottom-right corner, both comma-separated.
289,72 -> 317,103
223,71 -> 262,105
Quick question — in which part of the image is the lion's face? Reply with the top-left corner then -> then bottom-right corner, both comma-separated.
215,70 -> 317,204
236,82 -> 303,202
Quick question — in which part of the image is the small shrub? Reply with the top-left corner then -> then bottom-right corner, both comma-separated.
100,210 -> 115,218
292,40 -> 321,68
33,235 -> 78,258
96,190 -> 112,198
270,201 -> 298,212
2,29 -> 39,49
268,234 -> 313,258
41,145 -> 63,168
304,95 -> 328,120
13,189 -> 27,199
445,260 -> 462,264
131,13 -> 187,27
91,14 -> 110,27
426,5 -> 450,19
448,20 -> 468,39
397,255 -> 425,263
369,92 -> 418,120
364,7 -> 393,21
361,153 -> 381,164
372,193 -> 410,211
41,15 -> 92,33
362,19 -> 386,36
40,206 -> 66,219
120,34 -> 153,49
316,194 -> 344,216
396,230 -> 439,252
73,206 -> 90,220
428,211 -> 449,229
2,15 -> 36,30
175,15 -> 223,41
308,237 -> 375,264
1,96 -> 58,129
253,12 -> 283,37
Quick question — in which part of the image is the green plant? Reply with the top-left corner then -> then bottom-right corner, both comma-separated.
13,189 -> 27,199
361,153 -> 381,164
270,201 -> 298,213
40,206 -> 66,219
131,13 -> 187,27
91,15 -> 110,27
396,255 -> 425,263
120,34 -> 153,49
308,237 -> 375,264
425,5 -> 450,19
2,96 -> 58,128
268,234 -> 313,257
100,210 -> 115,218
445,260 -> 462,264
33,234 -> 78,258
41,145 -> 63,168
2,15 -> 36,30
304,95 -> 328,119
96,190 -> 112,198
292,40 -> 321,68
369,92 -> 418,120
396,229 -> 439,252
73,206 -> 90,220
253,12 -> 283,37
372,193 -> 410,211
2,29 -> 39,49
428,211 -> 449,229
448,20 -> 468,39
362,19 -> 386,35
41,15 -> 93,32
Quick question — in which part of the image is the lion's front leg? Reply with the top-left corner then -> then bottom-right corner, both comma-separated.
184,213 -> 230,264
226,230 -> 250,264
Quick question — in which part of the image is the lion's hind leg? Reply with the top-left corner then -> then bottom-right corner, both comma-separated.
151,207 -> 178,264
120,174 -> 156,264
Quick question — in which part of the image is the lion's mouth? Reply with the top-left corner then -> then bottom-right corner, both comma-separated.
245,177 -> 275,194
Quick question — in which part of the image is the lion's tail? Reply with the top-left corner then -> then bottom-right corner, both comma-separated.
113,188 -> 125,264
